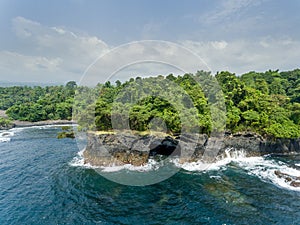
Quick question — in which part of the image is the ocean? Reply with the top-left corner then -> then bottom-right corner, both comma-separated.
1,126 -> 300,224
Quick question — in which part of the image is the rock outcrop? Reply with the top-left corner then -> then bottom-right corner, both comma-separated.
222,132 -> 300,156
83,131 -> 300,167
274,170 -> 300,187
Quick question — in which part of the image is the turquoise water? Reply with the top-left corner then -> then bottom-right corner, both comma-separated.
1,126 -> 300,224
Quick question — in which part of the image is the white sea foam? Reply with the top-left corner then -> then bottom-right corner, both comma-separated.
0,137 -> 10,143
0,131 -> 14,137
236,156 -> 300,192
99,159 -> 161,172
0,124 -> 75,143
69,148 -> 86,167
173,148 -> 248,172
174,148 -> 300,191
10,124 -> 76,132
70,147 -> 300,191
69,149 -> 163,172
0,131 -> 14,143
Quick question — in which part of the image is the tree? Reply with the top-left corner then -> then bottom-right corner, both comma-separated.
65,81 -> 77,89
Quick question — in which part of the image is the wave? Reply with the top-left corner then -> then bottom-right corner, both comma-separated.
69,148 -> 245,173
99,159 -> 162,172
177,148 -> 300,192
0,131 -> 14,143
69,149 -> 163,172
10,124 -> 76,132
235,156 -> 300,192
0,124 -> 76,143
173,148 -> 248,172
70,147 -> 300,191
69,148 -> 86,167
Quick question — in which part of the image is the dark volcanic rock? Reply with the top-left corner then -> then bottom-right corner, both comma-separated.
290,181 -> 300,187
83,131 -> 300,166
274,170 -> 300,188
149,136 -> 179,156
84,132 -> 160,166
222,132 -> 300,157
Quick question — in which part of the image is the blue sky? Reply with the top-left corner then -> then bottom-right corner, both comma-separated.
0,0 -> 299,83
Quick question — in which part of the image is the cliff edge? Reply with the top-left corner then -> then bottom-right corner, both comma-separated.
83,131 -> 300,167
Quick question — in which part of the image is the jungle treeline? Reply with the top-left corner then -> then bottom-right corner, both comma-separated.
1,69 -> 300,138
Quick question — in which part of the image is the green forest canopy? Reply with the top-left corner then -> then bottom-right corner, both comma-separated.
1,70 -> 300,138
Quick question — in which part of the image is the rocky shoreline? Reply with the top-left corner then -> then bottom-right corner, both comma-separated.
83,131 -> 300,167
0,119 -> 74,130
0,110 -> 74,130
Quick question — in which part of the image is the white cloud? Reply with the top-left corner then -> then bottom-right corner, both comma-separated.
12,16 -> 40,38
201,0 -> 265,25
0,51 -> 67,82
0,17 -> 109,83
81,40 -> 211,86
211,41 -> 228,50
1,16 -> 299,84
181,38 -> 300,75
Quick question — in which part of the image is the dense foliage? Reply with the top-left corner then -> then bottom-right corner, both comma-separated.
80,69 -> 300,138
0,81 -> 76,122
81,72 -> 223,134
1,69 -> 300,138
0,117 -> 12,128
219,69 -> 300,138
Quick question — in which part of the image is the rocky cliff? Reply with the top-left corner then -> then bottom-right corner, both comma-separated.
83,131 -> 300,167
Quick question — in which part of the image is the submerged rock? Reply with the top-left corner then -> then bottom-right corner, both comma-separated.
290,181 -> 300,187
57,131 -> 75,139
274,170 -> 300,187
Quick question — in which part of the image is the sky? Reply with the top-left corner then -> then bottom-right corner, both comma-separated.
0,0 -> 299,84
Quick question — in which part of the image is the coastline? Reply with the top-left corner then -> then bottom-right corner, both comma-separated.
83,131 -> 300,167
12,119 -> 75,128
0,109 -> 75,130
0,119 -> 75,130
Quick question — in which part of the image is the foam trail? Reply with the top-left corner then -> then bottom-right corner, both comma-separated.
236,157 -> 300,192
69,149 -> 163,172
176,148 -> 300,191
0,137 -> 11,143
69,148 -> 86,167
0,131 -> 15,143
10,124 -> 76,132
174,148 -> 248,172
70,147 -> 300,191
99,159 -> 161,172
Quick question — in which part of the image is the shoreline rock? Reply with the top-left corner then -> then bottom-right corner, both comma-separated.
83,131 -> 300,167
0,119 -> 75,130
274,170 -> 300,187
12,119 -> 74,128
0,110 -> 75,130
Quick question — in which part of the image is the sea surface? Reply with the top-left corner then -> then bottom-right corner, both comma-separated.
1,126 -> 300,224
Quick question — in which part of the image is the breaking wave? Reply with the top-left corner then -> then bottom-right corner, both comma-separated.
0,131 -> 14,143
177,148 -> 300,192
70,147 -> 300,191
69,149 -> 163,172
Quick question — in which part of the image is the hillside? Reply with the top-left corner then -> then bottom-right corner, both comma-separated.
1,69 -> 300,138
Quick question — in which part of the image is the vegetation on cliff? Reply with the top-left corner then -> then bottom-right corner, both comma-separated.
0,81 -> 76,122
1,69 -> 300,138
0,117 -> 13,129
77,69 -> 300,138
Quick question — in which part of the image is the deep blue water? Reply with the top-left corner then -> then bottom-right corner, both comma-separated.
1,126 -> 300,224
